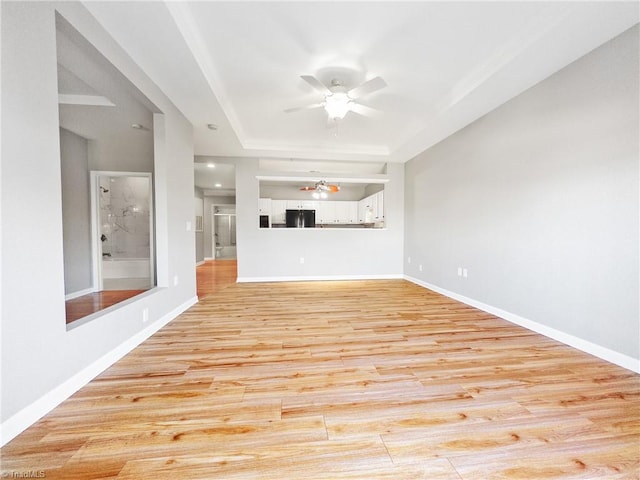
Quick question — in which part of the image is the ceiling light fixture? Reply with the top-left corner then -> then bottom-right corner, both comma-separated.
285,75 -> 386,124
300,180 -> 340,197
207,124 -> 218,130
323,92 -> 352,120
312,191 -> 329,199
207,163 -> 215,168
214,183 -> 222,188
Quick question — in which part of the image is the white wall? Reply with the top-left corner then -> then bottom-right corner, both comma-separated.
60,128 -> 92,295
404,26 -> 639,367
1,2 -> 196,444
236,160 -> 404,281
194,187 -> 205,263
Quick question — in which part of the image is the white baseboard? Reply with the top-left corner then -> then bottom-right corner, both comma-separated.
204,256 -> 215,261
404,275 -> 639,374
0,296 -> 198,447
196,260 -> 205,266
237,274 -> 404,283
64,287 -> 95,301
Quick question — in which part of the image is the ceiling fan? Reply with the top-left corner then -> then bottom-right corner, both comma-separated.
285,75 -> 387,121
300,180 -> 340,199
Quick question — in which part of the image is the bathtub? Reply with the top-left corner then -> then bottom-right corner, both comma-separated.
102,257 -> 150,279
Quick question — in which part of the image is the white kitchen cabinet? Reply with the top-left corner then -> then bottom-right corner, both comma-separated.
358,198 -> 368,223
258,198 -> 272,215
316,201 -> 335,224
267,199 -> 361,225
271,200 -> 287,224
359,194 -> 376,223
286,200 -> 319,210
358,191 -> 384,224
335,201 -> 358,224
374,191 -> 384,222
315,201 -> 358,224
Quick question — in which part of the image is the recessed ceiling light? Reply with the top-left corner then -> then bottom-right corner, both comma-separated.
214,183 -> 222,188
131,123 -> 143,129
207,163 -> 215,168
207,124 -> 218,131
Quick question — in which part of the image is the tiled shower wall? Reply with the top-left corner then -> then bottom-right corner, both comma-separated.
99,175 -> 151,259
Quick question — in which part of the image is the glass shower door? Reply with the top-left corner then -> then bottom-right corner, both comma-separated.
213,208 -> 236,259
92,171 -> 155,291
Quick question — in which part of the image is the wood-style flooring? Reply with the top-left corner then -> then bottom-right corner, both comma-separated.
66,290 -> 147,324
196,259 -> 237,299
2,278 -> 638,479
65,259 -> 237,324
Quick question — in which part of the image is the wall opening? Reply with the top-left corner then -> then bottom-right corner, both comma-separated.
56,12 -> 160,326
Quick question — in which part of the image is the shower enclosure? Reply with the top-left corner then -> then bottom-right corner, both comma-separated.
92,171 -> 155,291
213,206 -> 236,259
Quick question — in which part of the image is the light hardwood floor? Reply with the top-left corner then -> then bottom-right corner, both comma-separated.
2,278 -> 638,479
196,259 -> 237,299
66,290 -> 147,324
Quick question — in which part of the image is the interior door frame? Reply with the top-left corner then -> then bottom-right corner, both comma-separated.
211,204 -> 236,259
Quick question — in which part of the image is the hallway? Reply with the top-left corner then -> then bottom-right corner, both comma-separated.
196,259 -> 237,299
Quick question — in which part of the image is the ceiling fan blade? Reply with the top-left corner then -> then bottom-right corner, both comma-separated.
347,76 -> 387,99
327,184 -> 340,193
300,186 -> 316,191
301,75 -> 332,95
350,103 -> 381,118
284,103 -> 324,114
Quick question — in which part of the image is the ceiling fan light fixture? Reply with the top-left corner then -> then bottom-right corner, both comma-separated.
302,180 -> 340,197
324,92 -> 352,120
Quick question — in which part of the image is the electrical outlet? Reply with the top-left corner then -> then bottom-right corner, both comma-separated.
457,267 -> 463,276
142,308 -> 149,323
299,257 -> 304,264
463,268 -> 468,278
173,275 -> 179,286
419,264 -> 423,272
407,257 -> 411,264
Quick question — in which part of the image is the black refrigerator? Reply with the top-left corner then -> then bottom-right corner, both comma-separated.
286,209 -> 315,228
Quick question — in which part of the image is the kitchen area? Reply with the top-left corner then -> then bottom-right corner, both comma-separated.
259,184 -> 385,229
236,160 -> 403,282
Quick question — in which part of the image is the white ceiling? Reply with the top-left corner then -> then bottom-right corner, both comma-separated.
56,12 -> 157,168
84,1 -> 638,166
194,160 -> 236,196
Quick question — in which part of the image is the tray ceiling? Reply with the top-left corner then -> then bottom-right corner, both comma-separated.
85,1 -> 638,163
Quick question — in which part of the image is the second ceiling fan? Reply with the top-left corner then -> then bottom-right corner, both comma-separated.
300,180 -> 340,199
285,75 -> 387,121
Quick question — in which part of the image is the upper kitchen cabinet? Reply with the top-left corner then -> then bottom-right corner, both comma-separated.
287,200 -> 319,210
258,198 -> 272,215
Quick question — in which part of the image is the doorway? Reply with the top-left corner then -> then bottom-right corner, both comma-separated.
212,205 -> 236,259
